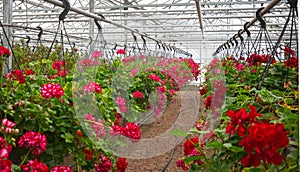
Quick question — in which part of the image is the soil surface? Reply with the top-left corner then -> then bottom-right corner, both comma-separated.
126,87 -> 201,172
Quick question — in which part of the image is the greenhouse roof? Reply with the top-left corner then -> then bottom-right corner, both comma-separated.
0,0 -> 295,62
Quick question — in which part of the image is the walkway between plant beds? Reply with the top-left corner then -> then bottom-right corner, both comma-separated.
126,86 -> 201,172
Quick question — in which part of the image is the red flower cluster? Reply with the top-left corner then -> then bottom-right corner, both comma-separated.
226,105 -> 262,136
94,155 -> 113,172
110,122 -> 141,142
25,69 -> 35,76
132,91 -> 144,98
116,157 -> 128,172
6,69 -> 25,84
1,119 -> 18,134
0,136 -> 12,160
204,95 -> 212,109
83,148 -> 94,161
52,60 -> 65,70
40,83 -> 64,99
157,86 -> 166,92
83,82 -> 102,93
176,159 -> 190,171
0,46 -> 10,57
239,122 -> 289,167
282,46 -> 295,56
0,159 -> 12,172
18,131 -> 47,156
116,49 -> 126,55
51,166 -> 73,172
226,105 -> 289,167
177,137 -> 203,171
21,159 -> 49,172
85,114 -> 106,138
284,57 -> 298,69
148,74 -> 160,82
184,137 -> 202,157
247,54 -> 275,65
123,122 -> 141,142
200,87 -> 206,95
185,58 -> 200,81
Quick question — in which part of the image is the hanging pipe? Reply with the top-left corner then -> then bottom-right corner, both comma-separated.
215,0 -> 281,53
43,0 -> 190,56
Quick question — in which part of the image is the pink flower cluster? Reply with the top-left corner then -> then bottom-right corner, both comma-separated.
92,51 -> 103,58
94,155 -> 113,172
40,83 -> 64,99
148,74 -> 160,82
0,119 -> 18,134
18,131 -> 47,156
83,82 -> 102,93
132,91 -> 144,98
21,159 -> 49,172
78,58 -> 99,67
51,166 -> 73,172
85,114 -> 106,138
115,96 -> 127,113
154,90 -> 167,119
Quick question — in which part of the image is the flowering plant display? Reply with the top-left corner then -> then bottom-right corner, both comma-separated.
175,49 -> 298,171
0,40 -> 200,171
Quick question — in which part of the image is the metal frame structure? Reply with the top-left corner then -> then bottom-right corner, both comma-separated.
0,0 -> 296,63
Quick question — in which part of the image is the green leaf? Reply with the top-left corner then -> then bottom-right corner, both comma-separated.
171,128 -> 188,137
183,156 -> 203,163
223,143 -> 232,148
206,141 -> 223,149
12,164 -> 21,172
227,145 -> 244,153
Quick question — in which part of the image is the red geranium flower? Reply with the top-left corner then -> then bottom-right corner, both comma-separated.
148,74 -> 160,82
0,46 -> 10,57
116,49 -> 126,55
40,83 -> 64,98
184,137 -> 200,156
21,159 -> 49,172
6,69 -> 25,84
123,122 -> 141,142
204,95 -> 212,109
52,60 -> 65,70
94,155 -> 112,172
18,131 -> 47,156
0,159 -> 12,172
116,158 -> 128,172
51,166 -> 73,172
132,91 -> 144,98
25,69 -> 35,76
239,122 -> 289,167
83,148 -> 94,161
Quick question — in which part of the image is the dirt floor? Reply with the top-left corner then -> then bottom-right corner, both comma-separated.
126,88 -> 201,172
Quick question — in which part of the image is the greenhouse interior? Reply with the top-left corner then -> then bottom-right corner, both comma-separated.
0,0 -> 298,171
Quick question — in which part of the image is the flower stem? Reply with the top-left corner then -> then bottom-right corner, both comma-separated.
20,150 -> 30,165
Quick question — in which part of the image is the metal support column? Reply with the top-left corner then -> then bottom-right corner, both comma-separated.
89,0 -> 94,41
3,0 -> 13,74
